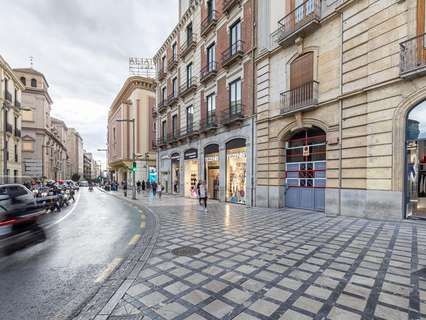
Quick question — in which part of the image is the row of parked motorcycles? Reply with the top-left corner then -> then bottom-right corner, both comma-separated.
32,184 -> 78,213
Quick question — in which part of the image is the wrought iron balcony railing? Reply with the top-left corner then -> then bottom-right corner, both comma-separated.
157,99 -> 167,113
222,40 -> 244,68
180,123 -> 200,139
280,80 -> 319,115
157,69 -> 167,81
167,131 -> 181,143
151,139 -> 157,150
167,56 -> 178,71
167,92 -> 179,106
179,77 -> 198,97
221,101 -> 245,125
223,0 -> 240,14
180,34 -> 197,58
200,113 -> 218,132
201,10 -> 218,37
272,0 -> 321,47
157,136 -> 168,146
400,33 -> 426,78
200,62 -> 218,83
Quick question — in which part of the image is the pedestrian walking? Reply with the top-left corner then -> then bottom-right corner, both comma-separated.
123,181 -> 128,197
196,181 -> 201,205
137,180 -> 141,193
146,180 -> 151,193
157,182 -> 163,199
152,181 -> 157,197
142,180 -> 146,193
199,180 -> 208,212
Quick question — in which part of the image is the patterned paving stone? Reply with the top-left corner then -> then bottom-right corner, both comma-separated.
98,194 -> 426,319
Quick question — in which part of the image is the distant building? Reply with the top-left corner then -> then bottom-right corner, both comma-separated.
83,151 -> 93,181
0,55 -> 24,183
51,117 -> 71,179
14,67 -> 67,180
107,76 -> 156,184
67,128 -> 84,180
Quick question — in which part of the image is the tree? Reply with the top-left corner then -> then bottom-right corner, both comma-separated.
71,173 -> 81,182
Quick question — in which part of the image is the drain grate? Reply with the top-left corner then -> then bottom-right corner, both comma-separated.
171,246 -> 201,257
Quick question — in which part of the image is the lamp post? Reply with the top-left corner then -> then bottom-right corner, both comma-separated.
116,118 -> 136,200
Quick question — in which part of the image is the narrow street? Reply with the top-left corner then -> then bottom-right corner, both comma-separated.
0,188 -> 144,320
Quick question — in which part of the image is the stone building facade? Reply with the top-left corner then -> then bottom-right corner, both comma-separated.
107,76 -> 157,185
14,68 -> 68,181
154,0 -> 255,205
0,55 -> 24,183
255,0 -> 426,220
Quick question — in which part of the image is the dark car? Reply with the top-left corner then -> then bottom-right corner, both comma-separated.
0,184 -> 40,217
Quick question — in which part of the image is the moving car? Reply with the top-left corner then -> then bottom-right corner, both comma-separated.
79,181 -> 89,187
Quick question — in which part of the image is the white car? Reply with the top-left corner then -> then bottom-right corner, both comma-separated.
79,181 -> 89,187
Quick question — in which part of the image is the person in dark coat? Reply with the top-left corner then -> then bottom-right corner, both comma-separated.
141,180 -> 146,192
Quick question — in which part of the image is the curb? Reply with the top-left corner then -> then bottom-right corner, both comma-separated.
67,191 -> 161,320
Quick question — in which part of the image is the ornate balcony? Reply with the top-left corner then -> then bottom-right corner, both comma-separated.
201,10 -> 218,37
157,136 -> 168,147
180,34 -> 197,58
179,77 -> 198,98
221,102 -> 245,126
167,92 -> 179,107
222,40 -> 244,68
151,139 -> 157,150
280,81 -> 319,115
14,100 -> 21,108
400,33 -> 426,79
167,56 -> 178,72
223,0 -> 240,14
200,62 -> 218,84
200,113 -> 218,133
14,128 -> 21,138
273,0 -> 321,47
157,99 -> 167,113
179,123 -> 200,140
167,131 -> 181,144
157,69 -> 167,82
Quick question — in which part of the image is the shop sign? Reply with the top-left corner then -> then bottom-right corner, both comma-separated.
205,154 -> 219,162
303,146 -> 310,156
171,153 -> 180,160
226,151 -> 246,160
184,149 -> 198,160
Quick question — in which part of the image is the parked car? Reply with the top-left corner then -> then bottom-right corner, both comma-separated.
79,181 -> 89,187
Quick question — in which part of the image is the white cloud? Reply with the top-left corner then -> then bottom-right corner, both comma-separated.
0,0 -> 178,168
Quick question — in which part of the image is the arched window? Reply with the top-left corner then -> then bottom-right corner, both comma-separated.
30,78 -> 37,88
20,77 -> 26,86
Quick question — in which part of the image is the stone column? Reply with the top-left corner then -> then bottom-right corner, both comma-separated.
219,144 -> 226,202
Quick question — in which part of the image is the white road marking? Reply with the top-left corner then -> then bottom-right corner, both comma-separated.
128,234 -> 141,246
95,257 -> 123,283
46,192 -> 81,228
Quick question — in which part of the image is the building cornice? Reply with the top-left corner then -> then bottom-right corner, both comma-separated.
23,87 -> 53,104
0,55 -> 25,90
153,0 -> 201,62
108,76 -> 156,119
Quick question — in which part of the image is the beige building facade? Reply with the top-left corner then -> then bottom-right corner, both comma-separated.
255,0 -> 426,220
154,0 -> 255,204
14,68 -> 68,180
66,127 -> 84,179
0,55 -> 24,183
107,76 -> 157,184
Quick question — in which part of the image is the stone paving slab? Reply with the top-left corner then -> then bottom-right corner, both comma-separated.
91,191 -> 426,319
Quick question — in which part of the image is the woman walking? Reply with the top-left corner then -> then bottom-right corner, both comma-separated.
157,182 -> 163,199
199,181 -> 208,212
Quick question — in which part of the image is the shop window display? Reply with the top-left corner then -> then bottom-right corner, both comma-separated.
226,146 -> 247,204
205,152 -> 219,200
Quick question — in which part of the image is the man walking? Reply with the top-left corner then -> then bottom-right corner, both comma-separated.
152,181 -> 157,197
199,180 -> 208,212
137,180 -> 141,193
123,180 -> 128,197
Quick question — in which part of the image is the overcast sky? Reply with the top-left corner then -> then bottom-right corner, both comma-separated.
0,0 -> 178,167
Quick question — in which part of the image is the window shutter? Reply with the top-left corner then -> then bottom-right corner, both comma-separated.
290,52 -> 313,89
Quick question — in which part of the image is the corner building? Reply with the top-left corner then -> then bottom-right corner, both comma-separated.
255,0 -> 426,220
154,0 -> 255,205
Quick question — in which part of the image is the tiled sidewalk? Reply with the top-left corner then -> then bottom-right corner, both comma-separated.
107,192 -> 426,320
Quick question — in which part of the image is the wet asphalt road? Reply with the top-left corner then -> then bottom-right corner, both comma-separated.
0,188 -> 143,320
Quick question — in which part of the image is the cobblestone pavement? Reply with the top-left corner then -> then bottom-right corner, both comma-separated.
99,192 -> 426,320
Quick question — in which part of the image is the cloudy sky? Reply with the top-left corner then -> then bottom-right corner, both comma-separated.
0,0 -> 178,167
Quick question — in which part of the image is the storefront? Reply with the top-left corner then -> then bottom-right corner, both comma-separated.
226,139 -> 247,204
184,148 -> 199,198
170,152 -> 180,194
204,144 -> 219,200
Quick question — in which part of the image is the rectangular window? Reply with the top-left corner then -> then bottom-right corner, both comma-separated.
162,87 -> 167,102
186,63 -> 193,86
172,114 -> 178,136
207,0 -> 215,19
22,141 -> 33,152
162,120 -> 167,138
186,23 -> 193,44
207,93 -> 216,124
14,144 -> 18,162
230,20 -> 241,54
161,56 -> 166,72
229,79 -> 242,114
172,77 -> 178,96
186,105 -> 194,132
22,109 -> 33,122
207,43 -> 215,71
172,43 -> 177,60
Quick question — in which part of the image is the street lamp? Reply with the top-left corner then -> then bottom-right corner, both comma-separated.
116,116 -> 136,200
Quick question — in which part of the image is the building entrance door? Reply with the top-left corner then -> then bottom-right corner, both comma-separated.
285,127 -> 326,211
